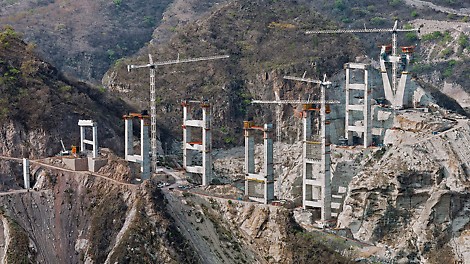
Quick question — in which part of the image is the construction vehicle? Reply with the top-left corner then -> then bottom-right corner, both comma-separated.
58,139 -> 70,156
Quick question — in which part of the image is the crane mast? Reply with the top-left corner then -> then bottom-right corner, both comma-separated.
128,54 -> 229,173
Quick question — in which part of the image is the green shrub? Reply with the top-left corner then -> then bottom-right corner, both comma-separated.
422,31 -> 442,41
441,31 -> 452,44
341,17 -> 352,24
441,47 -> 452,57
389,0 -> 402,7
143,16 -> 154,27
406,32 -> 418,42
334,0 -> 346,11
458,33 -> 469,48
106,49 -> 116,61
370,17 -> 386,26
442,67 -> 453,78
59,85 -> 72,93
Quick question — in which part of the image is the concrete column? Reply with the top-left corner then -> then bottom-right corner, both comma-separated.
202,104 -> 212,186
125,118 -> 133,157
80,126 -> 85,154
92,125 -> 98,158
395,72 -> 410,109
364,68 -> 372,148
182,102 -> 192,169
344,67 -> 353,145
141,118 -> 150,180
23,158 -> 30,190
380,54 -> 393,103
264,124 -> 274,204
302,108 -> 312,209
321,83 -> 331,222
244,128 -> 254,197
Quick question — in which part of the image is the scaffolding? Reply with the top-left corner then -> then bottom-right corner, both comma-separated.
301,82 -> 332,223
244,122 -> 274,204
281,74 -> 333,222
123,112 -> 151,180
182,100 -> 212,186
344,63 -> 372,148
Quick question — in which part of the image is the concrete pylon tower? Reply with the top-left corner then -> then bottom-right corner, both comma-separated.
302,80 -> 332,223
78,120 -> 99,158
244,121 -> 274,204
344,63 -> 372,148
380,45 -> 415,109
123,112 -> 151,180
182,100 -> 212,186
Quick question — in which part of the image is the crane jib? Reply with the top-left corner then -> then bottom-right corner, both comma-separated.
305,28 -> 419,34
129,55 -> 230,69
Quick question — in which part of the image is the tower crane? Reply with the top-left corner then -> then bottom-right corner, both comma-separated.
251,74 -> 339,141
251,75 -> 339,144
127,54 -> 229,172
306,20 -> 422,109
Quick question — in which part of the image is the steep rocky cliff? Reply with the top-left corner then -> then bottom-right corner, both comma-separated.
0,29 -> 202,262
0,163 -> 198,263
337,112 -> 470,263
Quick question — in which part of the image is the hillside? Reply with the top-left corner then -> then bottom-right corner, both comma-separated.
0,0 -> 174,82
103,0 -> 363,148
0,26 -> 129,158
0,23 -> 355,263
1,1 -> 469,263
0,26 -> 200,263
306,0 -> 470,109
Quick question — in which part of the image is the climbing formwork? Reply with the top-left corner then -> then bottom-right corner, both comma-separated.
244,122 -> 274,204
344,63 -> 372,148
301,79 -> 332,222
124,111 -> 151,180
182,100 -> 212,186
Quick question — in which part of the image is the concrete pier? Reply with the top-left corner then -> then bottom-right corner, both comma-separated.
244,122 -> 274,204
123,112 -> 151,180
182,100 -> 212,186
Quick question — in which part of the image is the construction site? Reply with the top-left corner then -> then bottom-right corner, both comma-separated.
1,7 -> 470,263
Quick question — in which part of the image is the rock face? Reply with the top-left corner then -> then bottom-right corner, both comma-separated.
195,196 -> 350,264
0,166 -> 197,263
212,91 -> 470,262
338,112 -> 470,263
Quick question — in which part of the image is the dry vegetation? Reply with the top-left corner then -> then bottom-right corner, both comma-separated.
0,25 -> 130,157
0,0 -> 173,82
